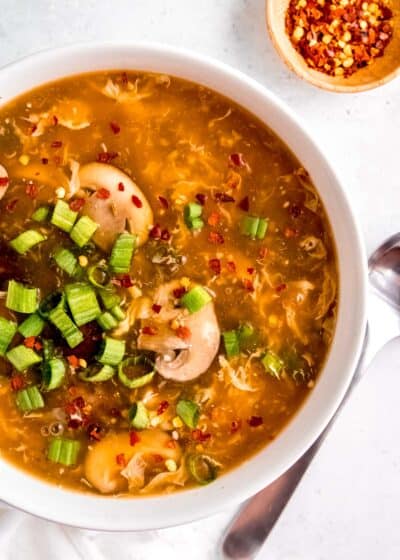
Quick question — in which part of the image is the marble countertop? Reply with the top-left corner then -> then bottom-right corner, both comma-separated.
1,1 -> 399,558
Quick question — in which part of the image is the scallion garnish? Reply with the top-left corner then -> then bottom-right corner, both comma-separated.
97,311 -> 118,331
261,350 -> 284,379
110,305 -> 125,322
128,401 -> 149,430
42,358 -> 66,391
186,454 -> 219,485
51,200 -> 78,233
18,313 -> 46,338
15,385 -> 44,412
97,337 -> 125,366
109,232 -> 137,274
7,345 -> 42,372
0,317 -> 17,356
54,248 -> 80,277
87,263 -> 111,289
176,399 -> 200,429
38,291 -> 65,319
48,306 -> 83,348
42,339 -> 55,361
118,355 -> 155,388
32,206 -> 50,223
98,288 -> 121,310
10,230 -> 46,255
79,364 -> 115,382
47,437 -> 80,466
70,216 -> 99,248
184,202 -> 204,230
6,280 -> 38,314
222,330 -> 240,358
241,215 -> 269,240
180,286 -> 212,314
65,282 -> 101,326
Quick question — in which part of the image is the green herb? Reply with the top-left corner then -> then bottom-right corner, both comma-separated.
176,399 -> 200,429
128,401 -> 149,430
180,286 -> 212,314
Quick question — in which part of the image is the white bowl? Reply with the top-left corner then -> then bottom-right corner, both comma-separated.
0,43 -> 367,531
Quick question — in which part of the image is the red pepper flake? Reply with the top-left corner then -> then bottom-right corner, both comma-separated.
284,227 -> 299,239
152,303 -> 162,314
6,199 -> 18,213
73,396 -> 85,409
149,223 -> 162,239
226,261 -> 236,273
157,400 -> 169,416
97,151 -> 118,164
34,341 -> 43,351
116,453 -> 127,467
142,325 -> 158,336
195,193 -> 207,206
118,182 -> 125,191
166,439 -> 176,449
96,187 -> 111,200
209,258 -> 221,275
87,423 -> 103,441
110,121 -> 121,134
215,192 -> 235,203
238,196 -> 250,212
247,267 -> 255,275
25,182 -> 38,199
207,212 -> 220,227
276,283 -> 287,293
161,228 -> 171,241
208,231 -> 224,245
68,418 -> 82,430
24,336 -> 36,349
230,419 -> 242,434
0,176 -> 9,187
114,274 -> 134,288
229,153 -> 247,168
158,195 -> 169,209
29,124 -> 37,136
129,431 -> 140,446
192,429 -> 211,442
67,355 -> 80,368
51,140 -> 62,148
247,415 -> 263,427
10,375 -> 25,392
41,158 -> 49,165
69,198 -> 85,211
176,326 -> 191,341
131,195 -> 143,208
243,278 -> 254,292
65,402 -> 77,416
173,286 -> 186,299
153,453 -> 164,463
259,247 -> 268,259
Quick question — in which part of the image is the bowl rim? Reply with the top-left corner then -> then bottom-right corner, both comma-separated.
0,41 -> 368,531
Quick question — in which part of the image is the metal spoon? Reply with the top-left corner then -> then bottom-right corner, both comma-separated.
220,234 -> 400,560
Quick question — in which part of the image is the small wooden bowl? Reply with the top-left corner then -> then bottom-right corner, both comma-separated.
266,0 -> 400,93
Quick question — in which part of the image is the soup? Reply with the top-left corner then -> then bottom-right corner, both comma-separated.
0,71 -> 337,495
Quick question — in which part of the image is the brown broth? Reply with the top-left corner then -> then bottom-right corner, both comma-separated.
0,71 -> 338,495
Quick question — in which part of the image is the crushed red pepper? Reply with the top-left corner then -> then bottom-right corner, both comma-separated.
286,0 -> 394,77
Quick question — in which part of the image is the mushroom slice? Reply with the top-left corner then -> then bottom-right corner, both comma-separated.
0,165 -> 9,201
78,163 -> 153,252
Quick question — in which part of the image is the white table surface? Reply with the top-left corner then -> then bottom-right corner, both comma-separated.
1,1 -> 399,559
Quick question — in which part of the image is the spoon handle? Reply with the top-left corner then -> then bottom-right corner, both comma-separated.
220,328 -> 370,560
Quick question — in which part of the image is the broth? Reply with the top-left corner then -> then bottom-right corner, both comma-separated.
0,71 -> 338,495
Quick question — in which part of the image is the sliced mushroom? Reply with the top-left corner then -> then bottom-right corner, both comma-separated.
84,429 -> 181,494
138,281 -> 221,382
78,163 -> 153,252
0,165 -> 9,201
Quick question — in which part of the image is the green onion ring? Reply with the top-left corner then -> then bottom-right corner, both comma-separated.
38,291 -> 65,319
79,364 -> 116,382
118,355 -> 155,389
87,263 -> 112,289
186,454 -> 219,485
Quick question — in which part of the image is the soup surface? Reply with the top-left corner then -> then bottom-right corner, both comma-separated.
0,71 -> 338,495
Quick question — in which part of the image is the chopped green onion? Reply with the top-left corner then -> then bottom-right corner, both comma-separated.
7,345 -> 42,372
70,216 -> 99,248
54,248 -> 80,277
110,305 -> 125,322
184,203 -> 203,230
42,358 -> 66,391
109,232 -> 136,274
15,385 -> 44,412
128,401 -> 149,430
48,306 -> 83,348
186,454 -> 219,485
18,313 -> 45,338
38,291 -> 65,319
241,216 -> 268,240
6,280 -> 38,314
47,437 -> 80,466
237,322 -> 257,350
51,200 -> 78,233
181,286 -> 212,314
176,399 -> 200,429
189,217 -> 204,231
65,282 -> 101,326
97,311 -> 118,331
87,263 -> 111,289
0,317 -> 17,356
79,364 -> 115,382
42,339 -> 55,361
98,288 -> 121,310
10,230 -> 46,255
222,330 -> 240,358
97,337 -> 125,366
32,206 -> 50,223
261,350 -> 284,379
118,355 -> 155,388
